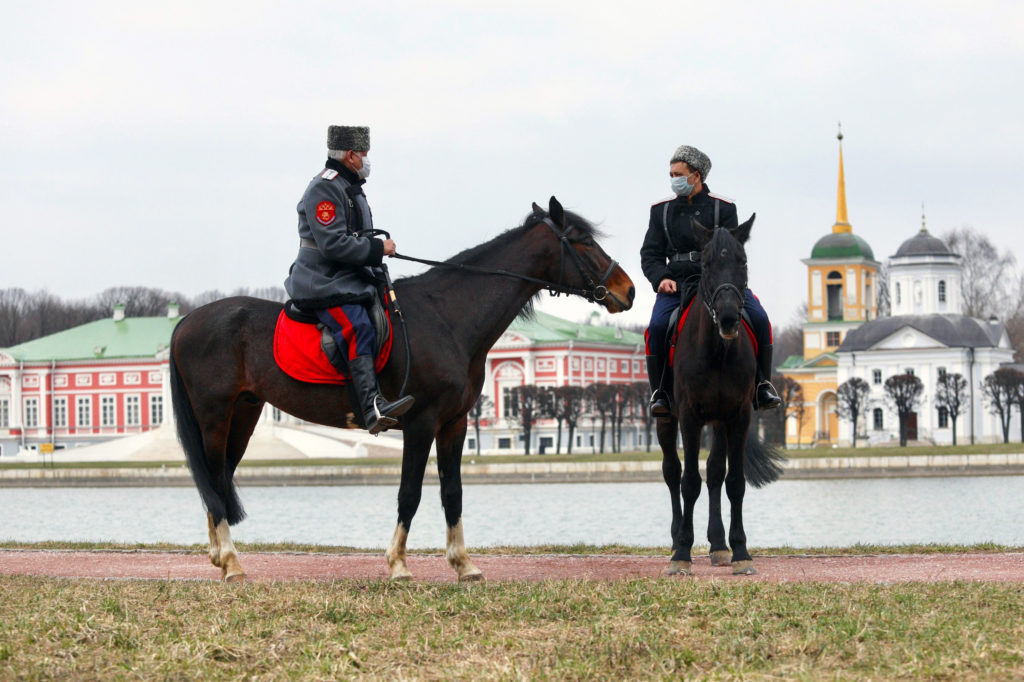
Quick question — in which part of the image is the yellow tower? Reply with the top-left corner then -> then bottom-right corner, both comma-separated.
780,125 -> 879,447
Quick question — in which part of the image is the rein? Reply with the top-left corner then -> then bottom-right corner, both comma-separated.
373,218 -> 617,400
390,218 -> 615,303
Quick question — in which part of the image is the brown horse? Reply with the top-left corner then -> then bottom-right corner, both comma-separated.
170,197 -> 634,581
655,216 -> 785,577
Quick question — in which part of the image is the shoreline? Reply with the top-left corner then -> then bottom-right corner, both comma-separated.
2,453 -> 1022,487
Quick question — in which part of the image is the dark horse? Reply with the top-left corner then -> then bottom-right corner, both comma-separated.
170,197 -> 634,581
656,215 -> 785,577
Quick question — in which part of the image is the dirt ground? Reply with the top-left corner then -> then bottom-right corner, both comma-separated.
1,550 -> 1022,583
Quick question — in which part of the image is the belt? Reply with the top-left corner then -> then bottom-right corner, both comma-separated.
300,237 -> 317,249
669,251 -> 701,263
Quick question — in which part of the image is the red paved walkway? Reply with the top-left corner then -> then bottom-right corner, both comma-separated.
1,550 -> 1022,583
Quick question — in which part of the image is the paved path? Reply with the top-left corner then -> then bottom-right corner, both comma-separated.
1,550 -> 1022,583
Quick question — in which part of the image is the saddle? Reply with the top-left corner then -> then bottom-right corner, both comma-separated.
273,292 -> 393,385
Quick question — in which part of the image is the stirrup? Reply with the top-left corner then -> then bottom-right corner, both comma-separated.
649,390 -> 672,418
754,381 -> 781,410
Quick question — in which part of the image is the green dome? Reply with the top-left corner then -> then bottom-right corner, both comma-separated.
810,232 -> 874,260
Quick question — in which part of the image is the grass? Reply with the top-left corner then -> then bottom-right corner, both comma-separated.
2,441 -> 1023,471
1,574 -> 1022,679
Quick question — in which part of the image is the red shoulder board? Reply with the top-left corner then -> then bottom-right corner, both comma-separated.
315,201 -> 336,225
707,192 -> 735,204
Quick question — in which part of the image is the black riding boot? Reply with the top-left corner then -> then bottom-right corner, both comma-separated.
646,354 -> 672,418
754,343 -> 782,410
347,355 -> 415,435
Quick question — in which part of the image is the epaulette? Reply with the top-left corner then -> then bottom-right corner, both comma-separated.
707,192 -> 734,204
651,195 -> 675,206
319,168 -> 339,180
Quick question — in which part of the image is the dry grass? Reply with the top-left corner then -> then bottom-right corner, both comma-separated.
1,575 -> 1023,680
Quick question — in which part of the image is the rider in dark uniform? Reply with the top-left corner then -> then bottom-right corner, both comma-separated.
284,125 -> 414,434
640,144 -> 781,417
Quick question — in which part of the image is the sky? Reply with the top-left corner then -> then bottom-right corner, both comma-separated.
2,1 -> 1022,330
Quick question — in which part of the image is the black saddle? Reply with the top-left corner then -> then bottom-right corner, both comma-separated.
283,291 -> 391,374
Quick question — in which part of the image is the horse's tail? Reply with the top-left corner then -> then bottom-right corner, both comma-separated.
169,327 -> 246,525
743,432 -> 787,488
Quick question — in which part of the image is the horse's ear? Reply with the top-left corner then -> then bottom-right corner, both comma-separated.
548,196 -> 565,226
532,202 -> 543,214
731,213 -> 756,244
691,217 -> 714,247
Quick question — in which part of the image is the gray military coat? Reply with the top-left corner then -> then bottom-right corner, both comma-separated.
284,160 -> 385,309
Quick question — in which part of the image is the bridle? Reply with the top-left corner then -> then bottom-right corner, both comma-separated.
389,217 -> 618,304
698,249 -> 745,328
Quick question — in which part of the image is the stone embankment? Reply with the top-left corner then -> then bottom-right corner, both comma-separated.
1,453 -> 1022,487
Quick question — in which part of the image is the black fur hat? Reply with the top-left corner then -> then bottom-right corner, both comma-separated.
327,125 -> 370,152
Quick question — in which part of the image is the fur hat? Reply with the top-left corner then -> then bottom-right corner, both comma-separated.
670,145 -> 711,180
327,125 -> 370,152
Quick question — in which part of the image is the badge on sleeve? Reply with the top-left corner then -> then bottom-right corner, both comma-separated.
315,201 -> 336,225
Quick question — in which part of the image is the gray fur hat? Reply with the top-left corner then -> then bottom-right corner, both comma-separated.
327,125 -> 370,152
670,145 -> 711,180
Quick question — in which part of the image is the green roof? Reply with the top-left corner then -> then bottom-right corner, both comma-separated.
810,232 -> 875,260
779,354 -> 806,370
507,310 -> 643,346
1,316 -> 181,362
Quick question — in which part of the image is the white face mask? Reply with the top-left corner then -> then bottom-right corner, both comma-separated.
357,157 -> 371,180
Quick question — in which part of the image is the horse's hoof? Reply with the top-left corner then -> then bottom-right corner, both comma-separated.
458,571 -> 485,583
667,561 -> 692,576
710,550 -> 732,566
389,566 -> 414,582
224,572 -> 247,583
731,561 -> 757,575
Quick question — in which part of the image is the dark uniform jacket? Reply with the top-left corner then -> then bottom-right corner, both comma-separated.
284,159 -> 386,309
639,185 -> 738,292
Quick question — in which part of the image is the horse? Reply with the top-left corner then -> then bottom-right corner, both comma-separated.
655,215 -> 785,577
170,196 -> 635,582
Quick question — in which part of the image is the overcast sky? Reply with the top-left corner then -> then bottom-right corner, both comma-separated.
3,1 -> 1022,329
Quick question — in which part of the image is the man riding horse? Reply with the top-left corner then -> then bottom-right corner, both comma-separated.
641,144 -> 781,417
284,125 -> 414,434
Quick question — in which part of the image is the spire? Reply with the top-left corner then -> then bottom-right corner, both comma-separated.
921,202 -> 928,232
833,123 -> 852,234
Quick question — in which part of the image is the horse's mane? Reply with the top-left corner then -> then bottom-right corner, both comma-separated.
395,207 -> 605,320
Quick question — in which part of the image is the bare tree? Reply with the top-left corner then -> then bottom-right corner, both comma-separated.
508,385 -> 544,455
836,377 -> 871,447
467,394 -> 493,456
550,386 -> 584,454
584,383 -> 617,454
944,227 -> 1016,319
981,368 -> 1021,444
782,378 -> 806,448
934,372 -> 969,445
631,381 -> 655,451
875,262 -> 890,318
883,373 -> 924,447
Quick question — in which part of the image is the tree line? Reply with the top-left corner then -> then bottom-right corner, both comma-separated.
0,286 -> 287,348
787,368 -> 1024,449
468,383 -> 657,456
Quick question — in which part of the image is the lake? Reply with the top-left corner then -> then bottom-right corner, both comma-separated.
3,476 -> 1023,548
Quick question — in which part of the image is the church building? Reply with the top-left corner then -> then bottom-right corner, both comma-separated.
779,129 -> 879,446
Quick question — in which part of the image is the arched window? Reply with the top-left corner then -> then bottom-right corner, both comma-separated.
872,408 -> 883,430
826,271 -> 843,320
938,280 -> 946,303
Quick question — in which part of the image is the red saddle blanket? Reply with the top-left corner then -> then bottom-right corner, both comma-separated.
667,299 -> 757,367
272,309 -> 393,385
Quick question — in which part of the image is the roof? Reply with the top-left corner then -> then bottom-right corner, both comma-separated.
504,310 -> 643,346
810,232 -> 875,260
837,314 -> 1006,352
893,228 -> 955,258
0,316 -> 180,362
